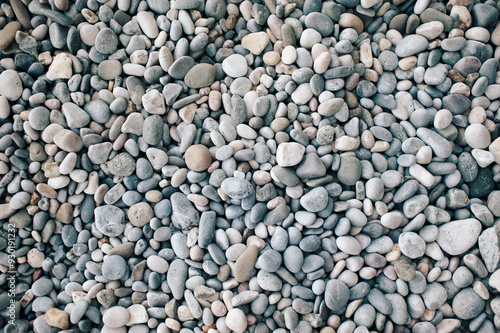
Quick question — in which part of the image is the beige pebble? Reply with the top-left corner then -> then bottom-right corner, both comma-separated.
399,56 -> 417,70
469,106 -> 486,124
27,248 -> 45,268
185,144 -> 212,171
338,13 -> 363,34
465,26 -> 489,42
313,51 -> 331,74
263,51 -> 280,65
45,308 -> 70,329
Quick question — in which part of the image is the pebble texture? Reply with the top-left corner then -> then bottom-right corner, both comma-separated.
2,0 -> 500,333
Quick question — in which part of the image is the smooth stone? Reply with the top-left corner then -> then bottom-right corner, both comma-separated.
53,129 -> 83,152
234,245 -> 258,282
184,63 -> 216,88
318,98 -> 345,116
45,308 -> 70,329
338,157 -> 362,186
95,28 -> 118,54
226,308 -> 247,333
241,32 -> 269,55
465,123 -> 491,149
185,144 -> 212,171
276,143 -> 305,167
436,218 -> 482,255
171,192 -> 199,230
137,11 -> 159,38
103,307 -> 130,328
61,103 -> 90,128
325,279 -> 349,313
300,187 -> 329,212
0,70 -> 23,101
452,288 -> 485,319
399,232 -> 426,259
395,35 -> 429,57
478,225 -> 500,272
421,282 -> 447,310
416,128 -> 453,158
291,83 -> 313,105
222,54 -> 248,77
167,259 -> 188,300
128,202 -> 154,227
102,255 -> 128,280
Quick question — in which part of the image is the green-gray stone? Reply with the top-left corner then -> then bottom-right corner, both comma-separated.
420,8 -> 453,31
108,153 -> 135,177
96,290 -> 116,308
143,115 -> 163,145
338,156 -> 362,186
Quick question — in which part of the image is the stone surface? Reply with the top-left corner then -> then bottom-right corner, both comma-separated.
185,145 -> 212,171
437,219 -> 482,255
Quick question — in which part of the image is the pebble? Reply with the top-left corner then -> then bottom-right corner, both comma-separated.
222,54 -> 248,78
94,205 -> 126,237
185,144 -> 212,171
221,177 -> 254,199
478,225 -> 500,272
95,28 -> 118,54
276,142 -> 305,167
102,255 -> 128,280
325,279 -> 349,312
45,308 -> 70,329
242,32 -> 269,55
395,35 -> 429,57
452,288 -> 485,319
399,232 -> 426,259
226,308 -> 248,333
184,63 -> 215,89
53,129 -> 84,152
128,202 -> 154,227
103,307 -> 130,328
436,219 -> 482,255
465,123 -> 491,149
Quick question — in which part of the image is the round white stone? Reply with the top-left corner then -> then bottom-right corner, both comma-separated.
222,54 -> 248,78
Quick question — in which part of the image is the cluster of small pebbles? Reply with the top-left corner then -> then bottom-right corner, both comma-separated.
3,0 -> 500,332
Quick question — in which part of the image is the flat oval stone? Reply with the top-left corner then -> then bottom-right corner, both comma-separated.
416,128 -> 453,158
168,56 -> 196,79
53,129 -> 83,152
234,245 -> 258,282
325,279 -> 349,312
437,218 -> 482,255
452,288 -> 485,319
184,63 -> 215,88
95,28 -> 118,54
395,35 -> 429,57
98,60 -> 122,80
